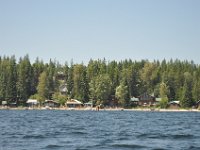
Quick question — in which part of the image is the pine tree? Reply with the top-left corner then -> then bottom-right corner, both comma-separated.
192,71 -> 200,102
115,81 -> 129,107
180,80 -> 193,108
46,59 -> 56,99
6,56 -> 17,101
31,57 -> 44,96
89,74 -> 112,105
159,82 -> 169,108
17,55 -> 32,102
37,71 -> 48,104
72,64 -> 89,102
0,57 -> 7,100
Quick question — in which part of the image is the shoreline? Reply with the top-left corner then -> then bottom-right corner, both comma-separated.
0,106 -> 200,112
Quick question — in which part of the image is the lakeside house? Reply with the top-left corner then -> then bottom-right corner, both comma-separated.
2,101 -> 8,107
130,94 -> 161,107
26,99 -> 38,108
43,100 -> 60,108
65,99 -> 83,108
9,101 -> 17,107
84,101 -> 93,108
130,97 -> 139,107
168,101 -> 180,109
138,93 -> 156,107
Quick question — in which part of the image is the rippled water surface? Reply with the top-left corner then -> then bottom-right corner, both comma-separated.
0,110 -> 200,150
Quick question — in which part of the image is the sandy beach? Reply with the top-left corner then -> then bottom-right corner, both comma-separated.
0,106 -> 199,112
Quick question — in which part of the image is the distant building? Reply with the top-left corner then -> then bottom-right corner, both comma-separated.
26,99 -> 38,107
59,83 -> 68,95
9,101 -> 17,107
138,93 -> 156,106
155,98 -> 162,105
65,99 -> 83,108
84,101 -> 93,108
2,101 -> 8,106
43,100 -> 60,108
130,97 -> 139,107
168,101 -> 180,109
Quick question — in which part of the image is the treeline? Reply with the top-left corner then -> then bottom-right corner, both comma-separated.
0,55 -> 200,108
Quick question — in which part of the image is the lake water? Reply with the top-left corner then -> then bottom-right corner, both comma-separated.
0,110 -> 200,150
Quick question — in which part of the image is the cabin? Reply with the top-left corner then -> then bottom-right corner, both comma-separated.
9,102 -> 17,107
65,99 -> 83,108
26,99 -> 38,108
168,101 -> 180,109
2,101 -> 8,107
43,100 -> 60,108
130,97 -> 139,107
138,93 -> 156,107
84,101 -> 93,108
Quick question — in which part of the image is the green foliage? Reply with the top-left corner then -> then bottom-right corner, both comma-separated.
179,72 -> 193,108
159,97 -> 168,108
52,92 -> 67,106
89,74 -> 112,105
192,72 -> 200,102
72,64 -> 89,102
0,55 -> 200,109
115,82 -> 129,107
159,82 -> 169,108
180,80 -> 193,108
159,82 -> 169,98
17,55 -> 32,101
46,59 -> 56,99
29,94 -> 39,100
37,71 -> 48,103
140,62 -> 158,93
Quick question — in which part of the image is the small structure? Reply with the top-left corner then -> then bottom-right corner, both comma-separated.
43,100 -> 60,108
84,101 -> 93,108
155,98 -> 162,105
9,101 -> 17,107
60,83 -> 68,95
130,97 -> 139,107
66,99 -> 83,108
2,101 -> 8,106
138,93 -> 156,106
26,99 -> 38,108
168,101 -> 180,109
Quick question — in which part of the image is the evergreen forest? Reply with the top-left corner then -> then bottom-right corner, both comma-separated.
0,55 -> 200,108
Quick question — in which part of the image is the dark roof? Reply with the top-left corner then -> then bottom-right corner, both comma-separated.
139,92 -> 155,101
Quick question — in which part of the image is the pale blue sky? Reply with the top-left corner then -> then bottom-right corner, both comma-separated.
0,0 -> 200,64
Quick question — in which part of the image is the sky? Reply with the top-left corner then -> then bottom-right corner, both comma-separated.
0,0 -> 200,64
